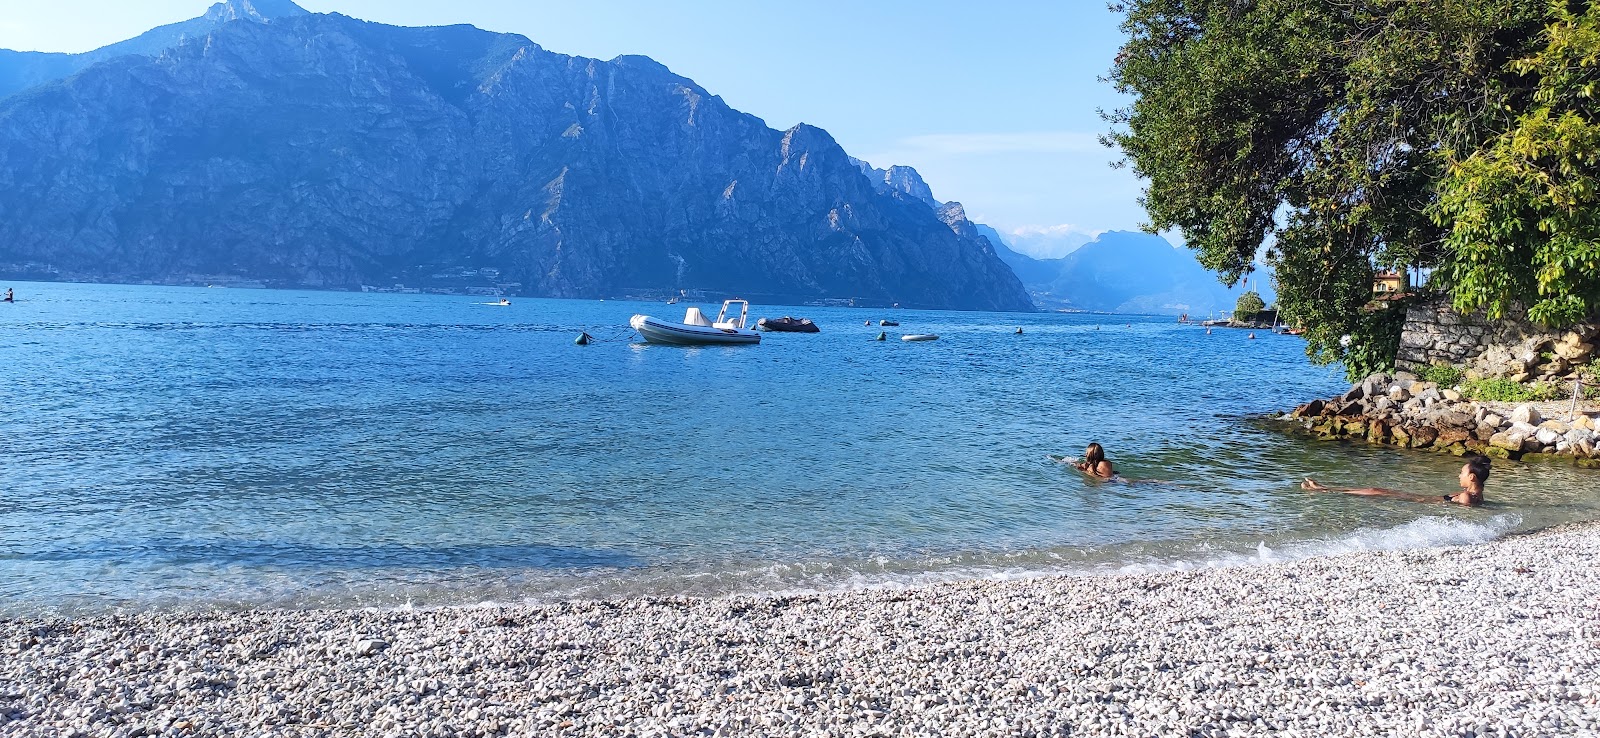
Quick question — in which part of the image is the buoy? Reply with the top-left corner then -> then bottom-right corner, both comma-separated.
864,320 -> 871,326
1248,333 -> 1257,340
1015,327 -> 1023,335
575,332 -> 592,346
876,331 -> 887,341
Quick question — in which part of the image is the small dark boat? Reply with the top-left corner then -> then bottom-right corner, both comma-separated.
756,316 -> 820,333
879,320 -> 899,327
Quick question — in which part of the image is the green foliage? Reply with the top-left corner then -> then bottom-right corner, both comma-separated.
1419,363 -> 1464,388
1234,290 -> 1266,322
1584,358 -> 1600,382
1105,0 -> 1597,374
1461,378 -> 1538,402
1460,377 -> 1565,402
1433,3 -> 1600,327
1333,300 -> 1410,382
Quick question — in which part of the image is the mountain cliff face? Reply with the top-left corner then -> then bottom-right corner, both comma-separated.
0,9 -> 1031,311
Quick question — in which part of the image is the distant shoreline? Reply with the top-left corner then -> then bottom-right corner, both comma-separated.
5,522 -> 1597,736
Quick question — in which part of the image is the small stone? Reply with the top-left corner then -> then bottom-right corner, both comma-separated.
1442,389 -> 1463,402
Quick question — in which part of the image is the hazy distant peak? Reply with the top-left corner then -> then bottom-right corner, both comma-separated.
204,0 -> 309,23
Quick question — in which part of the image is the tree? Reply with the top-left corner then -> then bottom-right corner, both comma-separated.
1234,290 -> 1265,323
1433,3 -> 1600,327
1104,0 -> 1579,380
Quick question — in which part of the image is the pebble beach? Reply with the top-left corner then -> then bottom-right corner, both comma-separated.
4,524 -> 1598,738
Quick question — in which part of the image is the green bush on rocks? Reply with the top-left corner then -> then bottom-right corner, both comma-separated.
1419,363 -> 1463,388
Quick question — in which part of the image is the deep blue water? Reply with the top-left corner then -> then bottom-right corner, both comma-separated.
2,282 -> 1597,614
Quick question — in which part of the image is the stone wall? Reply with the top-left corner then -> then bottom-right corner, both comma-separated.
1395,298 -> 1598,382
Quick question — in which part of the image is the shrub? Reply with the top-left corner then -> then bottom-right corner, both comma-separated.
1460,378 -> 1537,402
1418,363 -> 1463,387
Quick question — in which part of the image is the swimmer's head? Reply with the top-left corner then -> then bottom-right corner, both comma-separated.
1461,456 -> 1490,490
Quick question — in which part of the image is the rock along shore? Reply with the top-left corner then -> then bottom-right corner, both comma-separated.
4,525 -> 1598,738
1283,372 -> 1600,467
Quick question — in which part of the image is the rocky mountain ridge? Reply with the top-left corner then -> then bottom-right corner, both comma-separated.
0,7 -> 1031,311
0,0 -> 306,101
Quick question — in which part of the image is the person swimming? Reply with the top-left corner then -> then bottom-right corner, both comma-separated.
1065,442 -> 1116,479
1301,456 -> 1489,506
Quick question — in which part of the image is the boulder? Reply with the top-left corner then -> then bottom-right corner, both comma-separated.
1510,405 -> 1542,426
1475,422 -> 1500,441
1342,385 -> 1365,402
1435,410 -> 1475,430
1489,430 -> 1527,451
1436,428 -> 1472,446
1483,413 -> 1505,428
1535,428 -> 1561,446
1388,386 -> 1411,402
1411,426 -> 1440,448
1540,420 -> 1571,434
1295,399 -> 1326,417
1441,389 -> 1463,402
1554,339 -> 1593,362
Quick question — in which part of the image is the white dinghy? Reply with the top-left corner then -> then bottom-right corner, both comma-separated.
630,299 -> 762,345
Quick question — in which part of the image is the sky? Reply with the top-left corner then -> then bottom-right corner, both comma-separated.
0,0 -> 1148,258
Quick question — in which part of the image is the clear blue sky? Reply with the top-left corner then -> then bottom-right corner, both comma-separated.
0,0 -> 1146,257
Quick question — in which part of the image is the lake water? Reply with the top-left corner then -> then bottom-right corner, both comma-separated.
2,282 -> 1598,615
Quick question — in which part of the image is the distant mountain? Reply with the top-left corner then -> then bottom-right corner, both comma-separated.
0,8 -> 1031,311
0,0 -> 308,101
991,230 -> 1274,315
851,158 -> 940,210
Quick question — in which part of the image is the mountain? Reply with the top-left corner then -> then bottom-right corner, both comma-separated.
0,0 -> 308,101
992,231 -> 1274,315
851,158 -> 939,210
0,10 -> 1031,311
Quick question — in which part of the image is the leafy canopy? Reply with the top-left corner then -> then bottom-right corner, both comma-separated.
1234,290 -> 1265,322
1105,0 -> 1597,379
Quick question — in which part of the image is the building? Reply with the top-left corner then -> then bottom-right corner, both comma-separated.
1373,271 -> 1409,294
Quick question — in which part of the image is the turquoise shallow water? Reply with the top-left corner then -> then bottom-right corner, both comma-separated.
2,282 -> 1598,615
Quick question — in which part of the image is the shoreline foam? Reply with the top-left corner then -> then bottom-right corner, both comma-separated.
4,523 -> 1598,737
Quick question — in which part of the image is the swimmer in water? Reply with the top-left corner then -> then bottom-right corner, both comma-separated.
1302,456 -> 1488,507
1065,442 -> 1116,479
